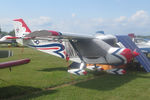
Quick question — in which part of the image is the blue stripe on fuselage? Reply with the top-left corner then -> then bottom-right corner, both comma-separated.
112,48 -> 125,66
29,43 -> 65,58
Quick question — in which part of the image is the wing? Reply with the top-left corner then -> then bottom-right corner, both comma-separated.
26,30 -> 94,40
25,30 -> 113,64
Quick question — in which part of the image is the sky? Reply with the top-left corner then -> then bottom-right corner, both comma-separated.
0,0 -> 150,35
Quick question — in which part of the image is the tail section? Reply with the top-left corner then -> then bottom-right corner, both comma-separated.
13,19 -> 31,45
13,19 -> 31,37
13,18 -> 67,59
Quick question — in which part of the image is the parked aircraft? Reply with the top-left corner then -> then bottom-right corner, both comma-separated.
0,35 -> 13,44
129,34 -> 150,55
13,19 -> 139,75
118,34 -> 150,56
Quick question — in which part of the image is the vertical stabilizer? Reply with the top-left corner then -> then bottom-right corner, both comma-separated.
13,19 -> 31,45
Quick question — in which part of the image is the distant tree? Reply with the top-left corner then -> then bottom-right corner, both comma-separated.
0,31 -> 9,37
9,30 -> 15,36
8,30 -> 18,46
0,26 -> 1,33
0,26 -> 10,37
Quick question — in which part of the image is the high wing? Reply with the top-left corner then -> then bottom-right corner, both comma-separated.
25,30 -> 115,64
25,30 -> 138,65
26,30 -> 94,39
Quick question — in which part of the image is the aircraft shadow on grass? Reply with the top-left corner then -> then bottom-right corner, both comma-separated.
22,90 -> 57,100
74,72 -> 148,91
39,66 -> 150,91
38,67 -> 67,72
38,66 -> 149,91
0,85 -> 56,99
37,64 -> 150,91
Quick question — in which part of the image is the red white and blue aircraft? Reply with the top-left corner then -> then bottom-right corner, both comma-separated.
13,19 -> 139,75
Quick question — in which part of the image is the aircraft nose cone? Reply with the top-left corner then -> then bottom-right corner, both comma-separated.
133,51 -> 139,57
120,48 -> 139,63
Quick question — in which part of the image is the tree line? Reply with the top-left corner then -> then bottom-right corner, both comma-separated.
0,28 -> 15,37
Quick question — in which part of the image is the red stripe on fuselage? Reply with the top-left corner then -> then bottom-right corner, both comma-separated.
6,37 -> 19,39
37,47 -> 59,50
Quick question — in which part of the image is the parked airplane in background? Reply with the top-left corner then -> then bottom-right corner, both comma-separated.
0,35 -> 13,44
0,35 -> 12,41
128,34 -> 150,56
13,19 -> 139,75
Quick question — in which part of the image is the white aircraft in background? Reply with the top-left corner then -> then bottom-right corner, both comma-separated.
0,35 -> 14,44
131,34 -> 150,55
0,35 -> 12,41
13,19 -> 139,75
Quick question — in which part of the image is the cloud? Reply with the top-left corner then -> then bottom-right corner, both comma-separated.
71,13 -> 76,18
97,10 -> 150,35
27,16 -> 51,26
0,18 -> 11,25
1,10 -> 150,35
0,18 -> 12,32
130,10 -> 149,21
26,16 -> 52,30
49,19 -> 104,33
49,10 -> 150,35
115,16 -> 127,23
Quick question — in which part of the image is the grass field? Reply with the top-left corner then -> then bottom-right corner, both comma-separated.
0,47 -> 150,100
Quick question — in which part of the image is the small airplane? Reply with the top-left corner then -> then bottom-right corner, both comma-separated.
13,19 -> 139,75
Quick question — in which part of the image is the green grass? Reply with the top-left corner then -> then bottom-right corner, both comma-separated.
0,47 -> 94,99
13,71 -> 150,100
1,47 -> 150,100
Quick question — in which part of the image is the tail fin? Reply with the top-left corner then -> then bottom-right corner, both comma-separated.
13,19 -> 31,45
13,19 -> 31,37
